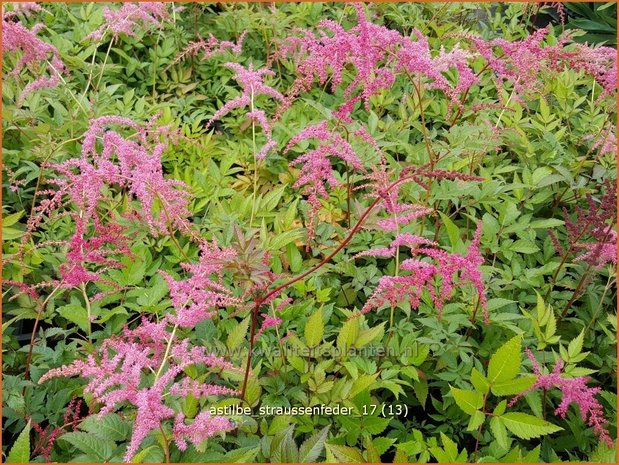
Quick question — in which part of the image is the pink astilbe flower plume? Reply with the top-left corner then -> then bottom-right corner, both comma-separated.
39,318 -> 238,462
285,121 -> 365,246
2,7 -> 67,104
160,241 -> 241,328
509,349 -> 612,447
86,2 -> 168,42
357,222 -> 487,322
274,3 -> 477,120
169,31 -> 246,68
206,62 -> 283,159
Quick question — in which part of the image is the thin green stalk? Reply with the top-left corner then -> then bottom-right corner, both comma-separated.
95,38 -> 114,92
81,283 -> 92,338
155,324 -> 178,382
249,87 -> 259,227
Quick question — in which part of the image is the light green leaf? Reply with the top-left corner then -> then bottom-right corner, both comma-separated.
471,368 -> 490,394
299,426 -> 330,463
337,318 -> 359,352
501,412 -> 563,439
491,375 -> 536,396
355,322 -> 385,348
227,316 -> 250,351
488,335 -> 521,383
568,330 -> 584,359
450,386 -> 483,415
490,416 -> 508,449
7,420 -> 30,463
325,444 -> 365,463
305,306 -> 324,347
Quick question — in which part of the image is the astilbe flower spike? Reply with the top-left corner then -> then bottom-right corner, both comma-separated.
274,3 -> 478,120
2,7 -> 67,104
39,318 -> 239,461
206,62 -> 283,159
509,349 -> 612,447
170,31 -> 246,68
86,2 -> 168,42
284,121 -> 365,246
357,222 -> 488,322
160,241 -> 242,328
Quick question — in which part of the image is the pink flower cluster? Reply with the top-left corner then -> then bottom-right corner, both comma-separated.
160,241 -> 241,328
2,7 -> 66,104
358,223 -> 487,322
39,318 -> 239,461
172,31 -> 246,65
53,116 -> 192,236
86,2 -> 168,41
276,4 -> 478,120
509,349 -> 612,447
206,62 -> 283,159
284,121 -> 365,244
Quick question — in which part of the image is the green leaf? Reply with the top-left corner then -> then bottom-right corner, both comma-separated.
568,330 -> 584,359
337,318 -> 359,352
490,416 -> 508,450
227,316 -> 250,351
299,426 -> 330,463
79,413 -> 130,441
60,431 -> 114,461
305,306 -> 324,347
349,374 -> 379,398
439,212 -> 462,251
325,444 -> 365,463
501,412 -> 563,439
355,322 -> 385,348
471,368 -> 490,394
57,304 -> 89,332
7,420 -> 30,463
467,411 -> 485,432
488,335 -> 521,384
492,375 -> 536,396
450,386 -> 483,415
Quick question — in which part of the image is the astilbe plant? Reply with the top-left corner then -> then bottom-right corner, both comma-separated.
2,3 -> 67,105
39,318 -> 240,461
85,2 -> 169,42
509,349 -> 612,447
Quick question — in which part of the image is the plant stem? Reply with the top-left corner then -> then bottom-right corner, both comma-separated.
95,38 -> 114,92
155,324 -> 178,382
24,283 -> 62,383
80,283 -> 92,338
249,87 -> 259,228
473,391 -> 490,462
240,303 -> 260,402
159,424 -> 171,463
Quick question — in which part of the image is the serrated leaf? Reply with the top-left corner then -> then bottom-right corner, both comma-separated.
490,417 -> 508,449
337,318 -> 359,351
491,375 -> 536,396
79,413 -> 130,441
227,316 -> 250,351
488,335 -> 521,384
467,411 -> 485,431
7,420 -> 30,463
325,444 -> 365,463
57,304 -> 89,332
567,330 -> 584,359
60,431 -> 114,461
299,426 -> 329,463
305,307 -> 324,347
471,368 -> 490,394
450,386 -> 483,415
501,412 -> 563,439
355,322 -> 385,348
